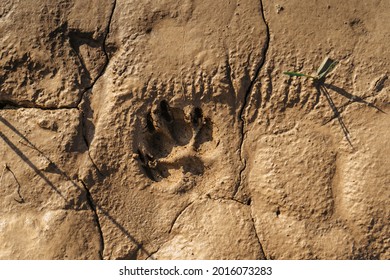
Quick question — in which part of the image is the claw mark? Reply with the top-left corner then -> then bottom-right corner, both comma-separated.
136,148 -> 158,181
191,107 -> 203,127
159,100 -> 173,123
146,112 -> 156,133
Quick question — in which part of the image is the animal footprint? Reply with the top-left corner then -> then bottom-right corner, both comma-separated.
136,100 -> 212,184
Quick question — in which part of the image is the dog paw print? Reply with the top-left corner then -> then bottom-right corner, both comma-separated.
136,100 -> 212,184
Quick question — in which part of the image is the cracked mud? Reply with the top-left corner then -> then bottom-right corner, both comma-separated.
0,0 -> 389,260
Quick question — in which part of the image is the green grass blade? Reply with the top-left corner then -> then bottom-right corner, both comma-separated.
283,71 -> 307,77
283,71 -> 316,79
318,61 -> 338,79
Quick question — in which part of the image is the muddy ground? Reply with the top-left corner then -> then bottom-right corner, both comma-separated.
0,0 -> 389,259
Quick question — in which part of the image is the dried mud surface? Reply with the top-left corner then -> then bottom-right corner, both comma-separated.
0,0 -> 389,259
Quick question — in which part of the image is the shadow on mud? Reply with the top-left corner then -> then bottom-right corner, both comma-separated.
0,115 -> 150,259
314,81 -> 385,147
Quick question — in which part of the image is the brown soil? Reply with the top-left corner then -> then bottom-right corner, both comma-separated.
0,0 -> 389,259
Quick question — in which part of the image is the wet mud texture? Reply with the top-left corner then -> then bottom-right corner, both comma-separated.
0,0 -> 389,259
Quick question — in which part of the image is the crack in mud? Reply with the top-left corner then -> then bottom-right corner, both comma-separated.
76,0 -> 117,108
147,201 -> 196,260
77,0 -> 117,180
208,197 -> 266,259
80,180 -> 105,260
249,208 -> 267,259
168,201 -> 194,234
0,0 -> 117,111
156,197 -> 259,260
76,0 -> 117,260
234,0 -> 270,198
0,1 -> 118,260
80,128 -> 105,177
233,0 -> 270,259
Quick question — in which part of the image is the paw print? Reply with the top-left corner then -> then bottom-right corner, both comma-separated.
136,100 -> 212,184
